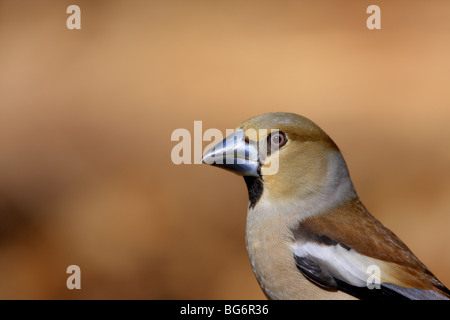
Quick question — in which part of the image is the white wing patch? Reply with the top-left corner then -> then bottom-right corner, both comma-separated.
293,241 -> 379,287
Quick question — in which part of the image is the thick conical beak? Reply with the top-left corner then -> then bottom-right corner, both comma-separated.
201,129 -> 259,177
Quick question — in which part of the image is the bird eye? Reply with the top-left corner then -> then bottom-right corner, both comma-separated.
269,131 -> 287,148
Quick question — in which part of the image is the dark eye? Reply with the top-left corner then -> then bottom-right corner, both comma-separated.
269,131 -> 287,148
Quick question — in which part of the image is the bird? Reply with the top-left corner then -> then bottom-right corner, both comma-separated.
201,112 -> 450,300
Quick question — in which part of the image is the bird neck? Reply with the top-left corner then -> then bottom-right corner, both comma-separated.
248,151 -> 357,227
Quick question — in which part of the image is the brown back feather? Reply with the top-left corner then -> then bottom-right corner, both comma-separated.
299,197 -> 450,297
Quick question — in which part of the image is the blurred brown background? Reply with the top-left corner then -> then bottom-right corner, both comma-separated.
0,0 -> 449,299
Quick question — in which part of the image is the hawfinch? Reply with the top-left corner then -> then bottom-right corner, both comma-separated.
202,112 -> 450,300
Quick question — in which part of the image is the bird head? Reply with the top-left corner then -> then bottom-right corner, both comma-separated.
202,112 -> 355,212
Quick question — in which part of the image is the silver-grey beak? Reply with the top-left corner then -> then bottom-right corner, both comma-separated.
201,129 -> 259,177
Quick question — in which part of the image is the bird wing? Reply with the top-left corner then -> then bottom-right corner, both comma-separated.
292,198 -> 450,300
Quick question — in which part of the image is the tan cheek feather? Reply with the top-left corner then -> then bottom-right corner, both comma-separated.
261,141 -> 330,204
